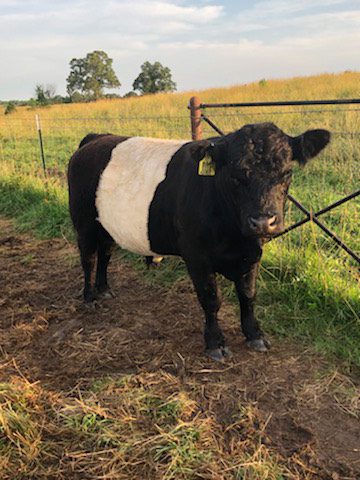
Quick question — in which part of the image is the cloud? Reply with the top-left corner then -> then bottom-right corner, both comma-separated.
104,1 -> 223,22
0,1 -> 223,33
0,0 -> 359,99
241,0 -> 348,18
159,28 -> 360,91
225,0 -> 357,35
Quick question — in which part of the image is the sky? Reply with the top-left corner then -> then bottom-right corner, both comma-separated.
1,0 -> 359,100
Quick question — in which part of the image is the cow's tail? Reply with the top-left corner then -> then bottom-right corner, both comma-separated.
78,133 -> 111,149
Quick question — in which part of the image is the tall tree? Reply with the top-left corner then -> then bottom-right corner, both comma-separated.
66,50 -> 120,101
133,61 -> 176,94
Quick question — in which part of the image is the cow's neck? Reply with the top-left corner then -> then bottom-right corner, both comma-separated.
210,184 -> 262,253
213,181 -> 245,236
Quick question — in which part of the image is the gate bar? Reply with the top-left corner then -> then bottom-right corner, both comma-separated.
287,194 -> 360,264
201,114 -> 225,136
200,99 -> 360,109
274,190 -> 360,238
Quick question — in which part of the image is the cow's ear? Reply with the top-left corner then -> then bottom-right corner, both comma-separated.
290,129 -> 331,165
189,140 -> 215,161
189,139 -> 228,172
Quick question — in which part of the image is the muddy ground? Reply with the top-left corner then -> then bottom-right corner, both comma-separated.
0,217 -> 359,479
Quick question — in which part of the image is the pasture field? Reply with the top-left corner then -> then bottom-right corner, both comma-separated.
0,72 -> 359,478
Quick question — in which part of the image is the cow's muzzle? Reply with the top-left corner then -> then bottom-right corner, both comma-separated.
248,215 -> 281,236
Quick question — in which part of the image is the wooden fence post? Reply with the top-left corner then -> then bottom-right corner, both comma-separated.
189,96 -> 202,141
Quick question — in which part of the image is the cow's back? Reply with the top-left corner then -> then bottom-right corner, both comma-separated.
95,137 -> 186,255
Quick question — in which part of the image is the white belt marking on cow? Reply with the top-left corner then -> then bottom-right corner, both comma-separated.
96,137 -> 186,256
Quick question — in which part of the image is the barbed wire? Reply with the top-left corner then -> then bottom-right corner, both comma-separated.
332,131 -> 360,136
1,106 -> 360,125
2,131 -> 360,142
2,125 -> 360,138
202,128 -> 360,136
2,110 -> 360,140
0,115 -> 189,123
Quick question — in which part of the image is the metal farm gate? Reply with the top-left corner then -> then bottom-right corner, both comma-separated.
188,96 -> 360,265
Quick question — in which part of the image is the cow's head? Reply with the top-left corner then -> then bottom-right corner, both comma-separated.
196,123 -> 330,238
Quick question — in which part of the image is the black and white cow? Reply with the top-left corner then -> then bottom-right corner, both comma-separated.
68,123 -> 330,361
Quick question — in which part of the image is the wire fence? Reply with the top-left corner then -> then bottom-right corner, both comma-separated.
1,105 -> 360,178
0,113 -> 192,178
0,102 -> 359,264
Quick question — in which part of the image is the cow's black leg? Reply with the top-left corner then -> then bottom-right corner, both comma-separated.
186,263 -> 229,361
235,262 -> 270,352
145,256 -> 154,268
95,228 -> 114,297
78,230 -> 97,303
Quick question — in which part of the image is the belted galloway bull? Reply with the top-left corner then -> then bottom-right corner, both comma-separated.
68,123 -> 330,361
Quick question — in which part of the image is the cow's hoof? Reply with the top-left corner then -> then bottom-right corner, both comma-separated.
247,338 -> 271,352
84,299 -> 100,310
206,346 -> 232,362
97,288 -> 115,299
84,291 -> 97,303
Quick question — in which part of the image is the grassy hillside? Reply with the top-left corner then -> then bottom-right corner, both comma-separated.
1,71 -> 360,172
1,71 -> 360,119
0,71 -> 359,366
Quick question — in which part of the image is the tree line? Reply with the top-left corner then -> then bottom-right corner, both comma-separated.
4,50 -> 176,113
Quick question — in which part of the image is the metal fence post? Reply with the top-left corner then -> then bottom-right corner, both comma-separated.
35,114 -> 47,177
189,96 -> 202,141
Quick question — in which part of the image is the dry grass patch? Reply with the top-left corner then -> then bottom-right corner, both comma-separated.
0,372 -> 308,480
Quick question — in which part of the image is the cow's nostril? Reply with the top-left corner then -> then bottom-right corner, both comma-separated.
269,215 -> 277,227
249,215 -> 278,232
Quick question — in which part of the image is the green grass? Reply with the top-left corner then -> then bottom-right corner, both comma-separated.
0,72 -> 359,368
0,167 -> 72,239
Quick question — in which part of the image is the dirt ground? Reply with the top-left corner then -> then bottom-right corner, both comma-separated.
0,217 -> 359,479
